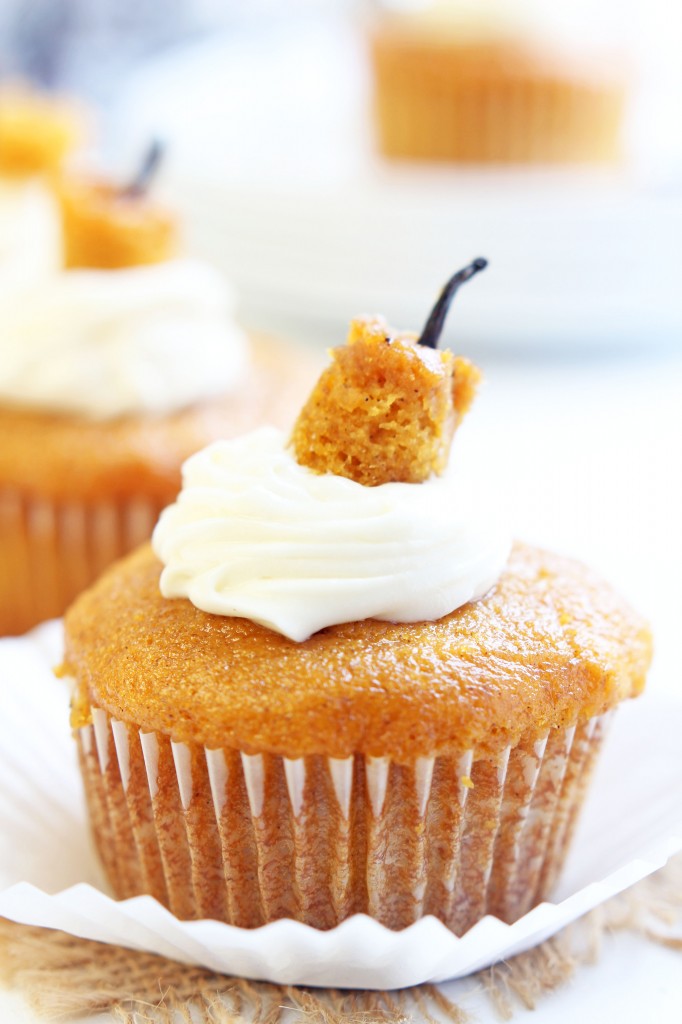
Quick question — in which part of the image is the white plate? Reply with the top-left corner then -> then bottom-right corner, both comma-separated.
0,621 -> 680,989
176,169 -> 682,353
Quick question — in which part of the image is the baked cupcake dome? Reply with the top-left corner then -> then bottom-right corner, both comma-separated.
65,540 -> 650,931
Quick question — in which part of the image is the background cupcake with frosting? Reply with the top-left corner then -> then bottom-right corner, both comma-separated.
63,264 -> 652,933
0,147 -> 316,636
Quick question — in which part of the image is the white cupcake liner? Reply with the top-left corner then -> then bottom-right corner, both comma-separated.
0,487 -> 163,634
1,621 -> 682,988
75,702 -> 611,934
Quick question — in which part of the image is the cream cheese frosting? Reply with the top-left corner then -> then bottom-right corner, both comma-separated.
0,258 -> 249,419
152,426 -> 510,642
0,179 -> 61,297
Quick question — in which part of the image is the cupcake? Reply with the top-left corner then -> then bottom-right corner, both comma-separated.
63,262 -> 652,933
370,2 -> 627,164
0,154 -> 314,635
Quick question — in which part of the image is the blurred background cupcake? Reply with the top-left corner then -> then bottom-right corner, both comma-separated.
370,0 -> 628,164
0,151 -> 316,636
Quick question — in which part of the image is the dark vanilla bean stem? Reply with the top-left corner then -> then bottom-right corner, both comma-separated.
418,258 -> 488,349
122,139 -> 165,199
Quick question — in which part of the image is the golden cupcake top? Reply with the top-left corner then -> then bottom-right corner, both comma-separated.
64,541 -> 652,761
0,83 -> 84,177
58,141 -> 178,269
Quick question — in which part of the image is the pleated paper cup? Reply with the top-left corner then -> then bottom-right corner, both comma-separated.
371,37 -> 626,164
75,706 -> 613,935
0,488 -> 164,636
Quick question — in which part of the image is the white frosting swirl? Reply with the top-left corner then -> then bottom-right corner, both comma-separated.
0,179 -> 61,296
0,258 -> 249,419
153,427 -> 510,642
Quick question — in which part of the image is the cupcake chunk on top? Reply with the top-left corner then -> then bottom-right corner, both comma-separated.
58,177 -> 178,269
290,315 -> 481,486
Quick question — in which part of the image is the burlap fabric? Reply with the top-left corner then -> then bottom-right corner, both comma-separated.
1,854 -> 680,1023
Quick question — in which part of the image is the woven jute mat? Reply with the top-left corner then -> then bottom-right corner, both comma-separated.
1,856 -> 681,1023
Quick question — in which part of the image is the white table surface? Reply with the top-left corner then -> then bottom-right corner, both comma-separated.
2,350 -> 681,1021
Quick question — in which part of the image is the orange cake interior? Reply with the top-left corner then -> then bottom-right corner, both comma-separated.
291,315 -> 479,486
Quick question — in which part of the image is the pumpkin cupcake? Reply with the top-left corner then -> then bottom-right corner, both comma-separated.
0,151 -> 315,635
370,3 -> 627,164
64,262 -> 652,933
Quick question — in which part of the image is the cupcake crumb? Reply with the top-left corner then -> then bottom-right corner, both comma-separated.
290,315 -> 480,486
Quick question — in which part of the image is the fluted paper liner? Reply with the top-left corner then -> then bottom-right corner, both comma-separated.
1,621 -> 681,989
0,488 -> 164,634
77,705 -> 610,934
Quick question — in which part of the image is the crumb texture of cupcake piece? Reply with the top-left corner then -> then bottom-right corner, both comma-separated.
290,315 -> 480,486
64,541 -> 652,763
